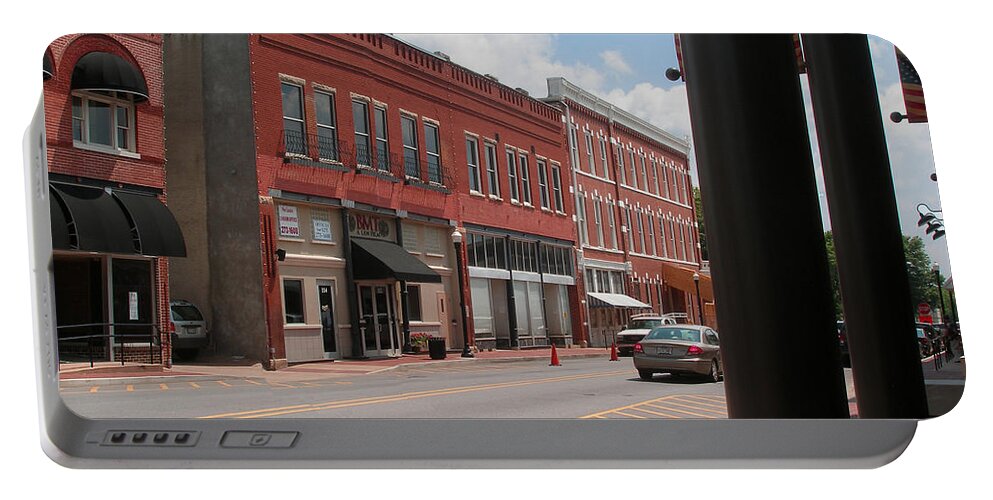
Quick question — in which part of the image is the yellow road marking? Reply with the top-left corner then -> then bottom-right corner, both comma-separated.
611,410 -> 647,419
581,394 -> 679,419
216,380 -> 232,387
243,379 -> 263,386
89,386 -> 99,393
626,405 -> 684,419
334,381 -> 352,385
673,395 -> 728,411
126,385 -> 134,392
189,382 -> 201,389
268,381 -> 296,388
201,370 -> 629,419
644,401 -> 722,419
159,383 -> 169,391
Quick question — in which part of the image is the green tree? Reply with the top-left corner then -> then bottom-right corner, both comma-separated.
826,232 -> 951,321
693,187 -> 708,261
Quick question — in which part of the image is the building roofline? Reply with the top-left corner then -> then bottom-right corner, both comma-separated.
542,76 -> 691,156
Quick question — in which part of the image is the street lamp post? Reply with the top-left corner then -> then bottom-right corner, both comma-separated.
932,263 -> 946,325
693,272 -> 704,325
452,230 -> 474,358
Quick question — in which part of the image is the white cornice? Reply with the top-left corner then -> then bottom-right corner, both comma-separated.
544,77 -> 691,157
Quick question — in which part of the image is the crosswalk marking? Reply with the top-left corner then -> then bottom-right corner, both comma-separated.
582,394 -> 728,420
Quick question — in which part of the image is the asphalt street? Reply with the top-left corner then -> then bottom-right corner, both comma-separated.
60,357 -> 732,420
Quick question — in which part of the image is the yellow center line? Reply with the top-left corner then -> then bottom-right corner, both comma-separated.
268,382 -> 296,388
126,385 -> 134,392
201,370 -> 629,419
243,379 -> 264,386
89,386 -> 99,393
189,382 -> 201,389
334,381 -> 352,385
159,383 -> 169,391
216,380 -> 232,387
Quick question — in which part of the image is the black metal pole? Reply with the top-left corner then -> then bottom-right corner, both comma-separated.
693,278 -> 704,325
949,289 -> 958,324
934,269 -> 946,324
396,218 -> 412,353
681,34 -> 849,418
802,34 -> 929,418
342,208 -> 364,358
453,237 -> 474,358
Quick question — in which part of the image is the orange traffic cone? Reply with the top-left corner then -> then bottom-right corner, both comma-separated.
609,343 -> 619,361
549,344 -> 561,366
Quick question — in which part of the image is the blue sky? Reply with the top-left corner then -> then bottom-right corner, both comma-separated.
399,34 -> 950,273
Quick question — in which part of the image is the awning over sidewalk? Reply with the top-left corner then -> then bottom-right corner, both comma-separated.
49,183 -> 186,257
351,237 -> 441,283
662,264 -> 714,301
587,292 -> 651,309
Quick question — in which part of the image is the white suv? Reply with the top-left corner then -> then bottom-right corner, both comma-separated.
615,314 -> 677,356
170,300 -> 208,360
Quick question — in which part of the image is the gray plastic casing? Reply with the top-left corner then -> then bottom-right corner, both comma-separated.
25,99 -> 917,468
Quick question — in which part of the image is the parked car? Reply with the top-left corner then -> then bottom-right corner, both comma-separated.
633,325 -> 723,382
170,300 -> 208,360
615,314 -> 677,356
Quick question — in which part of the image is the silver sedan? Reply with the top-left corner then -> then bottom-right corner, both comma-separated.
633,325 -> 723,382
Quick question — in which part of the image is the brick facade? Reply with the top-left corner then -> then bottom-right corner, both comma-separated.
44,34 -> 173,366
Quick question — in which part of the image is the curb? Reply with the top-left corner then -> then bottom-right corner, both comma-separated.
59,374 -> 247,387
373,351 -> 613,373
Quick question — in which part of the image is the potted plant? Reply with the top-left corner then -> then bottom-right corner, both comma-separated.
410,333 -> 431,353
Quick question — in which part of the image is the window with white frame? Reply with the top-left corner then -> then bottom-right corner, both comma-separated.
466,136 -> 482,192
424,122 -> 442,183
682,171 -> 690,205
519,153 -> 532,205
537,158 -> 550,209
607,202 -> 618,249
662,162 -> 671,199
551,163 -> 564,212
616,145 -> 626,185
648,213 -> 657,256
484,142 -> 500,197
679,221 -> 687,261
659,217 -> 669,258
598,136 -> 609,180
629,150 -> 638,189
637,211 -> 646,254
593,199 -> 604,248
314,91 -> 339,161
374,105 -> 389,171
688,226 -> 697,263
569,125 -> 580,169
640,155 -> 649,192
577,195 -> 589,245
651,158 -> 660,195
584,130 -> 595,175
283,279 -> 305,324
669,219 -> 677,258
280,83 -> 305,156
401,115 -> 419,178
625,207 -> 634,251
506,149 -> 520,202
352,99 -> 371,165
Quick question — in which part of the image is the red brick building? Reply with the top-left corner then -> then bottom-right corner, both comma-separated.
43,34 -> 186,366
164,34 -> 577,366
544,78 -> 713,347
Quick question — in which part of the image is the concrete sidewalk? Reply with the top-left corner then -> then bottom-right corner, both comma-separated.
58,345 -> 613,385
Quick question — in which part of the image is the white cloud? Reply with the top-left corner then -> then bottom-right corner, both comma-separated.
599,50 -> 633,75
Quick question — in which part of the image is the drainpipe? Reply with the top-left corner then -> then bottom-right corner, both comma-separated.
561,102 -> 590,347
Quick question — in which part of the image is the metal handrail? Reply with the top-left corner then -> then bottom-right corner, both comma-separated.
57,323 -> 161,368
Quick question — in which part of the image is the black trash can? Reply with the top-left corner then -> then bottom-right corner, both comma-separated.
428,337 -> 446,360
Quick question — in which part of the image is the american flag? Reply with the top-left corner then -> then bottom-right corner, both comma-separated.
896,47 -> 928,123
674,34 -> 686,81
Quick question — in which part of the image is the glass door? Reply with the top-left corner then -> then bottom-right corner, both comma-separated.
357,283 -> 400,357
317,280 -> 338,359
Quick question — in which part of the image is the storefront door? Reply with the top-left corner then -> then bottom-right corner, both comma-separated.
357,283 -> 400,357
317,280 -> 339,359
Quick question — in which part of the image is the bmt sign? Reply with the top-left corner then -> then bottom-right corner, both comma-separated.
348,213 -> 393,241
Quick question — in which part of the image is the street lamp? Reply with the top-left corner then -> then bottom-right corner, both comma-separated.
693,272 -> 704,325
452,229 -> 474,358
932,263 -> 946,325
917,203 -> 945,240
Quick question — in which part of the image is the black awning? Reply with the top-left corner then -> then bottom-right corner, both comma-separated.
351,238 -> 441,283
71,51 -> 149,102
43,52 -> 54,81
50,184 -> 135,254
111,191 -> 187,257
49,194 -> 70,250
